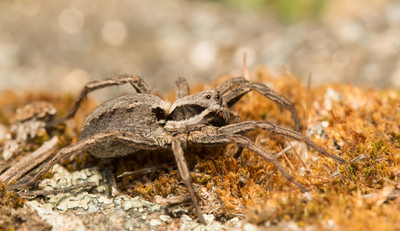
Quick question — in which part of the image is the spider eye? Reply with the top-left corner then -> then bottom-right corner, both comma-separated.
215,94 -> 220,100
206,95 -> 211,99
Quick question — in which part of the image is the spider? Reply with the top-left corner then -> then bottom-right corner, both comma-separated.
19,74 -> 346,225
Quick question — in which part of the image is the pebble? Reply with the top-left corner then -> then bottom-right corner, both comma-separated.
150,219 -> 161,226
159,215 -> 171,222
180,214 -> 192,222
204,214 -> 215,223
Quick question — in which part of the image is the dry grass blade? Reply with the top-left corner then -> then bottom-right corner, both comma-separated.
279,144 -> 295,170
18,182 -> 96,197
117,165 -> 169,178
0,136 -> 59,184
288,140 -> 307,169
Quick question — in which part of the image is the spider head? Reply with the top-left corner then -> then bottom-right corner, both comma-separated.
203,90 -> 222,103
168,90 -> 225,121
165,90 -> 231,132
196,90 -> 224,109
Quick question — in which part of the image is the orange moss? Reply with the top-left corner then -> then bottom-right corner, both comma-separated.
1,69 -> 400,230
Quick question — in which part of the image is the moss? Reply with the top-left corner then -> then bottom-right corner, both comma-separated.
203,70 -> 400,229
1,68 -> 400,229
0,182 -> 25,209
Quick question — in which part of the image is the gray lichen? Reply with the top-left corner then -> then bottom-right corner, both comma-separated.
25,164 -> 242,230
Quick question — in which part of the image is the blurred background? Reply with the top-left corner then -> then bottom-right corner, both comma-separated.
0,0 -> 399,101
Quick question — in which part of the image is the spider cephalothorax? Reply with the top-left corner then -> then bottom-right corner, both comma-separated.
18,74 -> 346,225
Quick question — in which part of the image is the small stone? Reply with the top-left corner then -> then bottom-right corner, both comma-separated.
203,214 -> 215,223
159,215 -> 170,222
150,219 -> 161,226
323,87 -> 341,111
321,120 -> 329,127
226,217 -> 240,227
180,214 -> 192,221
2,140 -> 19,160
327,219 -> 335,229
302,192 -> 313,202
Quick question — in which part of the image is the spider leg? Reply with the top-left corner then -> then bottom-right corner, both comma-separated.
188,132 -> 310,192
217,121 -> 347,164
48,74 -> 151,127
12,131 -> 163,190
171,137 -> 207,225
175,77 -> 190,99
215,77 -> 302,131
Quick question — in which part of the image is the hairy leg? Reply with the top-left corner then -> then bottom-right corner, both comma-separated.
188,132 -> 309,192
175,77 -> 190,99
215,77 -> 302,131
12,131 -> 163,190
217,121 -> 347,164
48,74 -> 151,127
172,137 -> 207,225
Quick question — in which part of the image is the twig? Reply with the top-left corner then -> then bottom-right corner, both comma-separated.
330,170 -> 340,178
274,145 -> 293,159
305,73 -> 312,132
351,154 -> 366,163
242,52 -> 250,81
288,141 -> 307,169
105,168 -> 119,196
0,160 -> 9,175
117,164 -> 170,178
279,144 -> 295,170
18,182 -> 96,197
0,136 -> 59,184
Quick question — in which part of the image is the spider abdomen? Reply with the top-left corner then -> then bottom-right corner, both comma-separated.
80,94 -> 169,157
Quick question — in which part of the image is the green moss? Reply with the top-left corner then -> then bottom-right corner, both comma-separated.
364,166 -> 375,178
0,182 -> 25,209
347,164 -> 358,182
193,174 -> 211,185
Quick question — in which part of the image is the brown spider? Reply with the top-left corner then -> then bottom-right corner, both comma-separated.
19,74 -> 346,225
